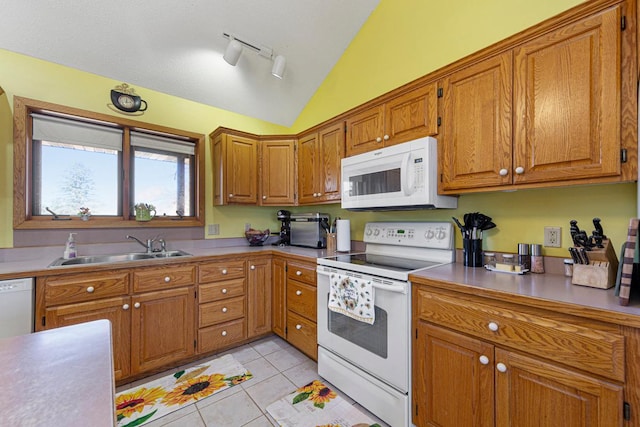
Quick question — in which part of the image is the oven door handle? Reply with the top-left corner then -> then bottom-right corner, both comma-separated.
317,268 -> 407,294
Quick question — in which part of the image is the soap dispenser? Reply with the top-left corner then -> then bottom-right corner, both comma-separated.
63,233 -> 77,259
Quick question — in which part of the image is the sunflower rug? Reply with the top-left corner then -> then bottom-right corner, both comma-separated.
266,380 -> 381,427
115,354 -> 252,427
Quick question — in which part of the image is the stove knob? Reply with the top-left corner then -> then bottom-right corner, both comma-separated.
373,228 -> 380,236
425,229 -> 435,240
365,228 -> 373,236
436,228 -> 447,240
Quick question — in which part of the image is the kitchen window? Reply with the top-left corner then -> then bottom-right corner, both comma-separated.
13,97 -> 204,229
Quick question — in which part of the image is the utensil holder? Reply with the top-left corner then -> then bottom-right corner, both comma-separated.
463,239 -> 483,267
326,233 -> 337,254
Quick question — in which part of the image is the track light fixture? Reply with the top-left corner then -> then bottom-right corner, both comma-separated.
222,33 -> 286,78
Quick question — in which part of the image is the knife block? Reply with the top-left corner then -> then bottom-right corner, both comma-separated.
571,239 -> 619,289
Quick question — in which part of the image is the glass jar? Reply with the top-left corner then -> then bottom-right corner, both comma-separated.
483,252 -> 496,267
564,259 -> 574,277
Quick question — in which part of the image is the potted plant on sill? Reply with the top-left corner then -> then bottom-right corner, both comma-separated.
78,207 -> 91,221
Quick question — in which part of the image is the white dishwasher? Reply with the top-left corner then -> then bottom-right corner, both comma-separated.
0,278 -> 34,339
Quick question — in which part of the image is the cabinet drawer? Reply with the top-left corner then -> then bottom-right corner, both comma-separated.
287,280 -> 317,320
133,265 -> 196,293
199,296 -> 245,327
199,279 -> 245,303
287,311 -> 317,360
414,288 -> 625,381
198,318 -> 246,353
287,262 -> 316,285
43,271 -> 129,305
199,260 -> 245,283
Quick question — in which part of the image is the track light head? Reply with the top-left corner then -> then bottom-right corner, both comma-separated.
223,38 -> 242,66
271,55 -> 286,79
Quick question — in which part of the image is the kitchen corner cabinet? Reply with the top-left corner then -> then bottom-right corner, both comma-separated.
345,82 -> 438,157
297,121 -> 344,205
247,256 -> 272,338
412,286 -> 625,427
285,259 -> 318,360
212,131 -> 258,205
259,138 -> 296,205
271,257 -> 287,338
440,4 -> 629,193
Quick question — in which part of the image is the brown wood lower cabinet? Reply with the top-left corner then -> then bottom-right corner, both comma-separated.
412,286 -> 625,427
247,257 -> 272,338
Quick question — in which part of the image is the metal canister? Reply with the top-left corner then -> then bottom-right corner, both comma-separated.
518,243 -> 531,271
530,244 -> 544,273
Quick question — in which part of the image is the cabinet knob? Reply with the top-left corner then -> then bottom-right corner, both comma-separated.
221,288 -> 228,294
479,355 -> 490,365
222,269 -> 228,275
488,322 -> 499,332
221,330 -> 227,336
122,304 -> 130,310
296,290 -> 302,296
515,166 -> 525,174
313,192 -> 319,197
164,276 -> 171,283
229,194 -> 234,198
296,324 -> 302,330
222,307 -> 228,313
376,137 -> 382,143
383,134 -> 390,141
86,286 -> 95,293
250,265 -> 256,270
134,302 -> 141,309
262,195 -> 267,200
499,168 -> 508,176
496,362 -> 508,373
296,271 -> 302,276
316,192 -> 322,197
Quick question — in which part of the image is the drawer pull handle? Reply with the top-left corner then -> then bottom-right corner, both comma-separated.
86,286 -> 95,293
296,324 -> 302,330
122,304 -> 130,310
479,355 -> 489,365
222,269 -> 228,275
296,290 -> 302,296
496,362 -> 507,373
296,271 -> 302,276
250,265 -> 255,270
488,322 -> 499,332
221,288 -> 228,294
221,330 -> 227,336
222,307 -> 228,313
134,302 -> 141,309
164,276 -> 171,283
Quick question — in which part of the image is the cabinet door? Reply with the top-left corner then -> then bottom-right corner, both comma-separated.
271,257 -> 287,338
226,135 -> 258,204
297,132 -> 318,204
45,296 -> 131,381
385,82 -> 438,145
495,348 -> 623,427
131,287 -> 195,375
212,132 -> 225,205
413,321 -> 494,427
317,122 -> 344,202
513,6 -> 621,184
247,257 -> 272,338
440,52 -> 513,192
260,139 -> 296,205
345,105 -> 385,156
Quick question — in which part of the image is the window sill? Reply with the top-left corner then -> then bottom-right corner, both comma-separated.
13,217 -> 204,229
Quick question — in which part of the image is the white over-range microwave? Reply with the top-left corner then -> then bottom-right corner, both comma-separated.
341,136 -> 458,210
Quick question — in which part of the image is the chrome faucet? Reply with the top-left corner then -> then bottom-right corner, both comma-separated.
126,235 -> 153,253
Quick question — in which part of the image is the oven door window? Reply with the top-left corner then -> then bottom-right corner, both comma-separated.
327,297 -> 388,358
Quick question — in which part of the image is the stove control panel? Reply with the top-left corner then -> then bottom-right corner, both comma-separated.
363,221 -> 453,249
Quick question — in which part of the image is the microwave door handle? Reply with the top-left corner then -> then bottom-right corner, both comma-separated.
401,152 -> 414,195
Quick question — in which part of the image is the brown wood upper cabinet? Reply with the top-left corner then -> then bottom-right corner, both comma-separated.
212,131 -> 258,205
259,138 -> 296,205
298,121 -> 345,204
345,82 -> 438,157
440,4 -> 627,193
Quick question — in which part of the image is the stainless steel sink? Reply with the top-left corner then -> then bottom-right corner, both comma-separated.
48,250 -> 192,267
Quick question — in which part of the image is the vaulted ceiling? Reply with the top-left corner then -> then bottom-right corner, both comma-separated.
1,1 -> 380,126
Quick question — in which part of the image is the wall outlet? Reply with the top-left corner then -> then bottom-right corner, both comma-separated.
208,224 -> 220,235
544,226 -> 561,247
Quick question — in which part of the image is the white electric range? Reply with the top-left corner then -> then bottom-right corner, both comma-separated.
316,221 -> 455,427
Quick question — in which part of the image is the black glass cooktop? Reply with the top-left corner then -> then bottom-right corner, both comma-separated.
322,253 -> 441,273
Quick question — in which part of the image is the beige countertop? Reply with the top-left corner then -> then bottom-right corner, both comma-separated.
0,319 -> 115,427
410,263 -> 640,328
